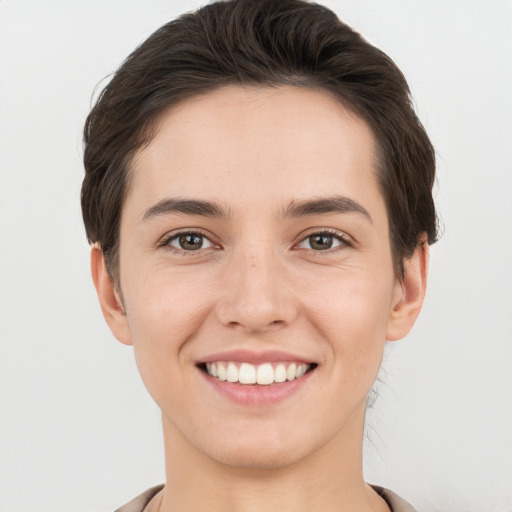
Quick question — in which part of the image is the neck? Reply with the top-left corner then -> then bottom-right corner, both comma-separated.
157,404 -> 389,512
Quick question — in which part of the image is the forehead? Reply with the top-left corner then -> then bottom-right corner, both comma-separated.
126,85 -> 383,218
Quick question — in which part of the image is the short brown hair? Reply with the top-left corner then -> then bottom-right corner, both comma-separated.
82,0 -> 438,280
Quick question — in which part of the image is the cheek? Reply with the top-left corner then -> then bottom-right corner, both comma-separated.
309,265 -> 393,328
124,266 -> 212,337
305,268 -> 393,376
120,270 -> 215,399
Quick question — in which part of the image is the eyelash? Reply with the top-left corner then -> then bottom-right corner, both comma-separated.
158,230 -> 218,255
158,228 -> 352,255
295,229 -> 352,253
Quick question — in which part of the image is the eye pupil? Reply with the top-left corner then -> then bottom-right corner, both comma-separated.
309,234 -> 333,250
179,233 -> 203,250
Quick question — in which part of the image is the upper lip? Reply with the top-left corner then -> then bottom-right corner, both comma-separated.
198,349 -> 315,365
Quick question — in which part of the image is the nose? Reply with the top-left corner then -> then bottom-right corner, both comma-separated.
215,247 -> 298,334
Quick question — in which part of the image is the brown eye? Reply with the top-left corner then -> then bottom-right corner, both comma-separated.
309,234 -> 334,250
297,231 -> 347,251
179,234 -> 203,250
167,232 -> 214,251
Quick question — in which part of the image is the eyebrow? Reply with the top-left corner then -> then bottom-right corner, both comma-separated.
283,196 -> 372,222
142,198 -> 230,221
141,195 -> 371,223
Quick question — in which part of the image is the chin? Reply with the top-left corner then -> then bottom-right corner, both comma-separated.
207,443 -> 304,471
196,424 -> 323,471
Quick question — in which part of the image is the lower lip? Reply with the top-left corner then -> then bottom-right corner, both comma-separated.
199,368 -> 314,406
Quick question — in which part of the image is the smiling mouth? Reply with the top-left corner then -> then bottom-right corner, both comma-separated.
199,361 -> 317,385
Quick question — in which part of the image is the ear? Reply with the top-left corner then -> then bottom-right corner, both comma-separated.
386,239 -> 429,341
91,245 -> 133,346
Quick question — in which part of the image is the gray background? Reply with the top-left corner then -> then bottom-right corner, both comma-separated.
1,1 -> 511,511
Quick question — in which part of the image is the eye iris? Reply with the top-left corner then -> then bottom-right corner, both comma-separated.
310,234 -> 333,250
179,234 -> 203,250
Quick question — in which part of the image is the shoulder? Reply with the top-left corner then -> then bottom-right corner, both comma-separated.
371,485 -> 417,512
114,484 -> 164,512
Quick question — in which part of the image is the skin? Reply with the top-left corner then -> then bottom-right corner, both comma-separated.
92,86 -> 428,512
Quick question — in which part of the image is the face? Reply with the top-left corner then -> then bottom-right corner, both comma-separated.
95,86 -> 425,470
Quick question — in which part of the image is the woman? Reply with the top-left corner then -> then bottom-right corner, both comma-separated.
82,0 -> 437,510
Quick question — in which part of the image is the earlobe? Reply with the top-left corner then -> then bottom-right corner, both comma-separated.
386,240 -> 429,341
90,245 -> 133,346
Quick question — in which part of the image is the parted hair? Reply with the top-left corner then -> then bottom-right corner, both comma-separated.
82,0 -> 438,281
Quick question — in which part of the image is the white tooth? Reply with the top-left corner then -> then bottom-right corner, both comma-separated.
211,363 -> 218,377
206,363 -> 212,375
217,362 -> 227,381
274,364 -> 287,383
239,363 -> 257,384
227,362 -> 239,383
295,364 -> 306,378
257,363 -> 275,385
286,363 -> 296,381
